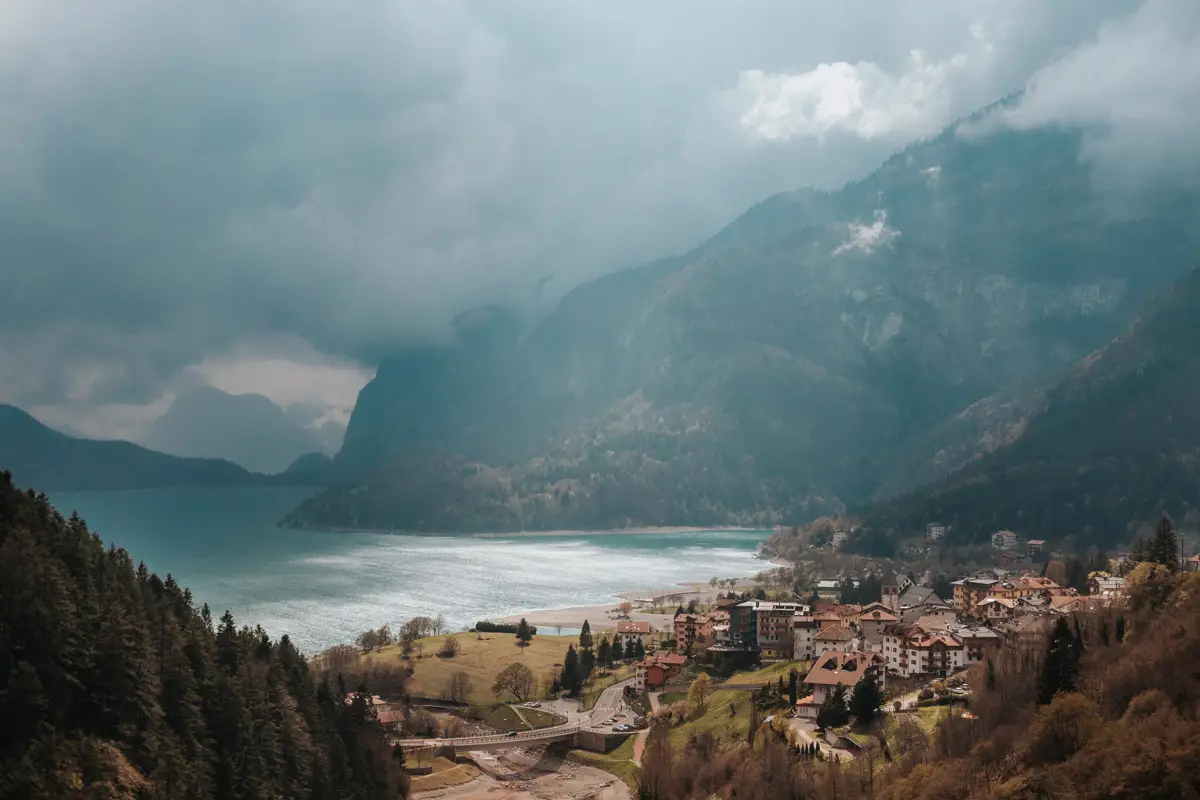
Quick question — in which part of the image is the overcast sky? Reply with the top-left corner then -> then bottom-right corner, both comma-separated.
2,0 -> 1195,439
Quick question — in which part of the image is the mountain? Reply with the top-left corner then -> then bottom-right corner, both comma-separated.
850,267 -> 1200,552
142,385 -> 333,474
0,403 -> 262,490
281,451 -> 336,484
290,106 -> 1200,533
0,470 -> 409,798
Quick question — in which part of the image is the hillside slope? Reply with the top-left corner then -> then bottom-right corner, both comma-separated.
0,470 -> 407,798
854,267 -> 1200,550
292,106 -> 1200,533
0,404 -> 264,490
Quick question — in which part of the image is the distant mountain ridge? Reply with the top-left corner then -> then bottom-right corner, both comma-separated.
851,266 -> 1200,551
0,404 -> 266,490
287,103 -> 1200,534
142,385 -> 340,474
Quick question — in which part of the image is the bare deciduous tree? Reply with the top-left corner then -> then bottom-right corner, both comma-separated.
492,663 -> 536,702
445,671 -> 473,704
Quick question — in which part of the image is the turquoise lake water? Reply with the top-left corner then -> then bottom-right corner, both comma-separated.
49,487 -> 767,653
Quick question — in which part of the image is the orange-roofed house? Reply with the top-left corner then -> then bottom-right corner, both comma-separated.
813,623 -> 857,655
1050,594 -> 1087,615
795,651 -> 886,719
813,609 -> 843,630
616,620 -> 651,651
858,606 -> 899,650
634,652 -> 688,692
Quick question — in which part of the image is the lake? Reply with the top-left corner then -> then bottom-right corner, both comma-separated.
49,487 -> 767,654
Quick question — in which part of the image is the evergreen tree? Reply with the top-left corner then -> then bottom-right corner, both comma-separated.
849,670 -> 884,725
1037,616 -> 1082,705
808,589 -> 821,606
1150,516 -> 1180,569
611,637 -> 624,662
788,670 -> 798,706
0,470 -> 410,800
634,638 -> 646,660
1131,536 -> 1147,563
561,645 -> 582,696
516,618 -> 534,646
580,646 -> 596,681
839,577 -> 858,605
597,636 -> 611,667
579,619 -> 593,649
816,685 -> 850,729
986,657 -> 996,691
1116,613 -> 1126,642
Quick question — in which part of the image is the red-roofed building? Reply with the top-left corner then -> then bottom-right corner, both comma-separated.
634,652 -> 688,691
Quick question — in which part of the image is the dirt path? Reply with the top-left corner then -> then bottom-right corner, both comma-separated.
787,720 -> 855,762
631,692 -> 662,764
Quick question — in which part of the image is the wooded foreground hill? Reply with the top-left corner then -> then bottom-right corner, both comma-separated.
0,470 -> 409,799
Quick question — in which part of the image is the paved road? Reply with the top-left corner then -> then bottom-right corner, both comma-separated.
397,678 -> 635,752
632,692 -> 663,764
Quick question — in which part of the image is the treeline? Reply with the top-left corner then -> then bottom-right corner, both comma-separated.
634,545 -> 1200,799
0,471 -> 409,799
472,620 -> 538,635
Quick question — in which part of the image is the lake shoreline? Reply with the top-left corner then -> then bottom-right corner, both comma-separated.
285,523 -> 766,537
494,572 -> 772,633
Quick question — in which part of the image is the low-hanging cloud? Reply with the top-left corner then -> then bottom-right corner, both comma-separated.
0,0 -> 1149,424
1003,0 -> 1200,182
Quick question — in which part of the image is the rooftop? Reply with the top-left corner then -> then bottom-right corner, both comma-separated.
617,621 -> 650,634
814,623 -> 855,642
803,651 -> 883,686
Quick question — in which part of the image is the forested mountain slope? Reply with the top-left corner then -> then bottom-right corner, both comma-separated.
854,266 -> 1200,551
290,103 -> 1200,533
0,470 -> 408,798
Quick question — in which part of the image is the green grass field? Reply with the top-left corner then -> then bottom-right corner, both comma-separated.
371,632 -> 579,705
722,660 -> 810,686
483,705 -> 566,732
406,756 -> 481,793
666,690 -> 754,750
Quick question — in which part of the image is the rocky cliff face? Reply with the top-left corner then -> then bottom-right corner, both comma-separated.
289,108 -> 1200,533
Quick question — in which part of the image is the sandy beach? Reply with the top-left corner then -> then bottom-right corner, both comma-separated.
473,525 -> 763,538
496,575 -> 758,632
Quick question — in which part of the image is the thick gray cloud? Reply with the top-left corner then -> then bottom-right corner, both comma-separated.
1003,0 -> 1200,184
0,0 -> 1156,423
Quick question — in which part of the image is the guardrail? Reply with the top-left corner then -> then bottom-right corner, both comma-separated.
396,725 -> 582,750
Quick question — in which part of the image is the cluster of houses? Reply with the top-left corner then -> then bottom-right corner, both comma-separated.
658,568 -> 1129,717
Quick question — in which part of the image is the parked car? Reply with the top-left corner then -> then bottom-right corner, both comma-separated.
506,731 -> 519,738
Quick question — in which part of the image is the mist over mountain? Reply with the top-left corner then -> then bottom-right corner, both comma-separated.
286,109 -> 1200,533
141,386 -> 337,474
853,266 -> 1200,552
